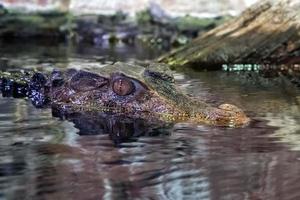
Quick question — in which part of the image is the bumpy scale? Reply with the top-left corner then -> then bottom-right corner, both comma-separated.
0,62 -> 250,127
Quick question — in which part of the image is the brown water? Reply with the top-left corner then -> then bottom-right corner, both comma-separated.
0,41 -> 300,200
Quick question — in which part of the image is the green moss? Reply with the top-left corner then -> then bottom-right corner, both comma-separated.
0,10 -> 71,37
174,15 -> 232,31
135,9 -> 152,25
175,16 -> 213,30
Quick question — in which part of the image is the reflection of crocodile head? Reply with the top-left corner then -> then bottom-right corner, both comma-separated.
52,108 -> 170,145
0,62 -> 249,127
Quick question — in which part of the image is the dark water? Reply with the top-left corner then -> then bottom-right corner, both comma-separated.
0,41 -> 300,200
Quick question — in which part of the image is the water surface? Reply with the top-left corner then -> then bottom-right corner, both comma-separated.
0,41 -> 300,200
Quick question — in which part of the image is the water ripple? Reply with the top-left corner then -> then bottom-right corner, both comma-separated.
0,59 -> 300,199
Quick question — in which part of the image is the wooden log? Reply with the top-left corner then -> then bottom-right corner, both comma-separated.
159,0 -> 300,69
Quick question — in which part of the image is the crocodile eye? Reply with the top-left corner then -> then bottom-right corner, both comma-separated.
112,78 -> 135,96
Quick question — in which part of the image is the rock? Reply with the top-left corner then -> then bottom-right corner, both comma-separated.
148,2 -> 171,24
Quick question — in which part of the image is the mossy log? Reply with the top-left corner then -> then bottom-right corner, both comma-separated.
159,0 -> 300,69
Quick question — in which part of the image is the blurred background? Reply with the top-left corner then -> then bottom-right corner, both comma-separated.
2,0 -> 257,16
1,1 -> 300,200
0,0 -> 260,56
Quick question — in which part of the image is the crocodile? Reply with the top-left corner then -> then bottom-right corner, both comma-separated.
0,62 -> 249,127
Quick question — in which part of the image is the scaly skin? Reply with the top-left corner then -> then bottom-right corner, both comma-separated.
0,62 -> 250,127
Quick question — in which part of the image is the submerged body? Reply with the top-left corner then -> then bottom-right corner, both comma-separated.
0,62 -> 249,127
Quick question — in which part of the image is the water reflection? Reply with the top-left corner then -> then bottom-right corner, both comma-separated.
16,118 -> 300,200
1,89 -> 299,199
51,107 -> 171,145
0,42 -> 300,199
0,39 -> 163,65
177,70 -> 300,153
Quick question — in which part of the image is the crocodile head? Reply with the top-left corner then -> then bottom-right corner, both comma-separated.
44,62 -> 249,127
